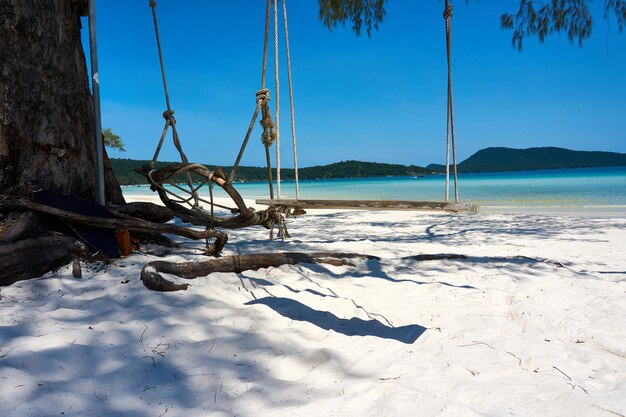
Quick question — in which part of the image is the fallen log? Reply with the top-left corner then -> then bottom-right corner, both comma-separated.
0,235 -> 75,285
2,198 -> 227,255
141,252 -> 379,291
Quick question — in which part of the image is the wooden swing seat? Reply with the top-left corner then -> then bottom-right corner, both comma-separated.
256,199 -> 478,213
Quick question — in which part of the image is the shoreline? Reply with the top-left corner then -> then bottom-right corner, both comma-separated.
120,165 -> 626,219
124,192 -> 626,219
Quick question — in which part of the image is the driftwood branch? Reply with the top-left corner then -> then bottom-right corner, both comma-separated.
0,235 -> 75,285
137,163 -> 286,230
141,252 -> 378,291
3,198 -> 227,255
108,202 -> 174,224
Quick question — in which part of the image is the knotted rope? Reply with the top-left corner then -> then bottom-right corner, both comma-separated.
229,0 -> 278,200
258,88 -> 277,147
149,0 -> 198,206
143,0 -> 293,248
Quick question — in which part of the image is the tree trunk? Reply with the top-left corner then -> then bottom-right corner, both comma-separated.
0,0 -> 123,203
0,0 -> 127,282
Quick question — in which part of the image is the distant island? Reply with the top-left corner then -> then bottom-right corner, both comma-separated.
111,147 -> 626,185
110,159 -> 433,185
427,147 -> 626,173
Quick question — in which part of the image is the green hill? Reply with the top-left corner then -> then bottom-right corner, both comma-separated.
428,147 -> 626,173
110,159 -> 433,186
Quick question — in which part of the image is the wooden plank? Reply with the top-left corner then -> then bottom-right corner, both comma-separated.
256,199 -> 478,213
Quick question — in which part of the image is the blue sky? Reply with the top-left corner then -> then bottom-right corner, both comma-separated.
84,0 -> 626,167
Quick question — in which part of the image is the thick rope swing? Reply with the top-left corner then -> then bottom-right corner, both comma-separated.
265,0 -> 302,201
143,0 -> 472,238
257,0 -> 474,213
141,0 -> 292,235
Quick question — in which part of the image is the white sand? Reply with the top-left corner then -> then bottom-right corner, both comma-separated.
1,194 -> 625,417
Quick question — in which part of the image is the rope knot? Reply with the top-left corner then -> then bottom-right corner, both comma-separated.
443,5 -> 453,19
256,88 -> 271,106
256,88 -> 276,147
162,109 -> 176,124
260,118 -> 277,147
149,0 -> 157,8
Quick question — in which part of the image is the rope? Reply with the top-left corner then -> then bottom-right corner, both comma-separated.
229,0 -> 275,183
229,91 -> 264,181
149,1 -> 172,113
149,1 -> 198,206
444,0 -> 459,203
145,0 -> 292,239
282,0 -> 301,200
261,0 -> 271,89
273,0 -> 282,200
257,89 -> 276,147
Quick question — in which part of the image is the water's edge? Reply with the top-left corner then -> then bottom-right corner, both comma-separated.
123,166 -> 626,217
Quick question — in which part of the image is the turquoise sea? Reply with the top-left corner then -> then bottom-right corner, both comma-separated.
123,166 -> 626,217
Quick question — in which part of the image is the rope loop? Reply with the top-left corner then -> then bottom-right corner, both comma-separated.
256,88 -> 271,106
443,5 -> 453,20
162,109 -> 176,124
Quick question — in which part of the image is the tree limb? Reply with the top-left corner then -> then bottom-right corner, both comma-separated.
2,198 -> 227,255
141,252 -> 378,291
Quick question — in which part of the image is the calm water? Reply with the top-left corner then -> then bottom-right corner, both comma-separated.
123,166 -> 626,216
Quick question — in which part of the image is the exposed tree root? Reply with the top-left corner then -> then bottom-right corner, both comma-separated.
141,252 -> 378,291
3,198 -> 227,256
0,235 -> 75,285
0,210 -> 46,243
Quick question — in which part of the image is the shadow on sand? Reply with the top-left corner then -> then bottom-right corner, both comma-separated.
246,296 -> 426,344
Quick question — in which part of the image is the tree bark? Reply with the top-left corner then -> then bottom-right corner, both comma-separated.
0,210 -> 46,243
0,0 -> 122,203
0,0 -> 128,283
109,202 -> 174,224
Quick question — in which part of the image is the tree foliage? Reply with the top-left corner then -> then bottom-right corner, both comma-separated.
317,0 -> 626,49
453,147 -> 626,173
501,0 -> 626,50
318,0 -> 387,36
103,128 -> 126,152
109,158 -> 432,185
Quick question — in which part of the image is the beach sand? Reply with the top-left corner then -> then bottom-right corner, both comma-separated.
1,194 -> 625,416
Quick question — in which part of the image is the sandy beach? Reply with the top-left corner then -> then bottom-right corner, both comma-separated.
1,193 -> 625,417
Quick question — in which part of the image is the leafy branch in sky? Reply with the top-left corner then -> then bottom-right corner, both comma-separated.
502,0 -> 606,50
318,0 -> 387,37
103,128 -> 125,152
317,0 -> 626,49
